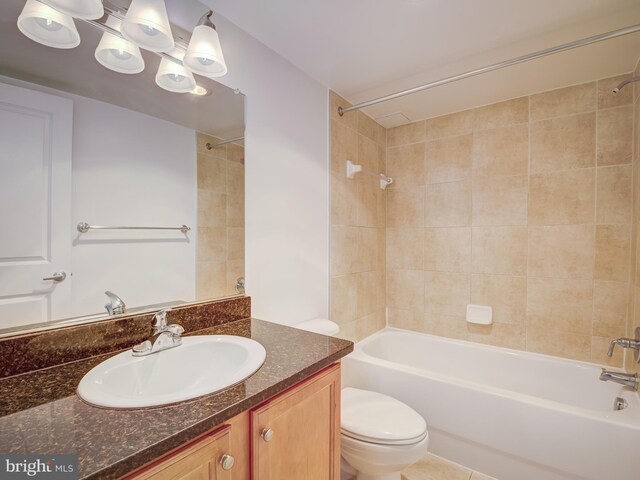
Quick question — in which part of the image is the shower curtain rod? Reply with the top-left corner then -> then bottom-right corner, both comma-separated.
338,24 -> 640,116
206,136 -> 245,149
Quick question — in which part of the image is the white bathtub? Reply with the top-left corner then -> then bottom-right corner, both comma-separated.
342,328 -> 640,480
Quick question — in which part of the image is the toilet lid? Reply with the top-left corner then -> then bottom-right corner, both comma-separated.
341,388 -> 427,445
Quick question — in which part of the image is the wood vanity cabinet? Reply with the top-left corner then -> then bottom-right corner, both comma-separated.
251,363 -> 341,480
125,363 -> 340,480
125,424 -> 235,480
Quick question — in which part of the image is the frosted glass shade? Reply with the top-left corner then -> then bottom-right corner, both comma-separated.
155,57 -> 196,93
17,0 -> 80,49
41,0 -> 104,20
121,0 -> 174,52
95,17 -> 144,74
184,24 -> 227,78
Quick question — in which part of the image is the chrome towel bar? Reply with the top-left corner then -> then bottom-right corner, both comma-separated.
77,222 -> 190,233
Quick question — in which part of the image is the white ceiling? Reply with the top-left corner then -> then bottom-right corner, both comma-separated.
204,0 -> 640,122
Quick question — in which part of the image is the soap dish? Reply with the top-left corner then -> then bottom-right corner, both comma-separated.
466,304 -> 493,325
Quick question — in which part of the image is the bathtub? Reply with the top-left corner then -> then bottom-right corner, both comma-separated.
342,328 -> 640,480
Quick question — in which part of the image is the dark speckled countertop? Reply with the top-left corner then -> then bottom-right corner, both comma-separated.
0,318 -> 353,479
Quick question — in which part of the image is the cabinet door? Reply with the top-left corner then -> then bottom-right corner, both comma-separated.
126,425 -> 234,480
251,364 -> 341,480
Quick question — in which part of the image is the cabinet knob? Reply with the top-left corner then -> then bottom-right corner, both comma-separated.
220,454 -> 235,470
261,428 -> 274,442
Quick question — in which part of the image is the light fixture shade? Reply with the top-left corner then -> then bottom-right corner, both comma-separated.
95,17 -> 144,74
155,57 -> 196,93
41,0 -> 104,20
184,23 -> 227,78
121,0 -> 174,52
17,0 -> 80,49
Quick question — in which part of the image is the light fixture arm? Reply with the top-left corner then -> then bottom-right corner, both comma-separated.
197,11 -> 216,30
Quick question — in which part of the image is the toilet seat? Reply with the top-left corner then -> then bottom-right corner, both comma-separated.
341,427 -> 428,446
341,387 -> 428,446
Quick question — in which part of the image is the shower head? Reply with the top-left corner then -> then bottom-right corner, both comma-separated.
612,76 -> 640,94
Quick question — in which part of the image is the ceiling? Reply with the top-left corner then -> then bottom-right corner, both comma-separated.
204,0 -> 640,123
0,0 -> 245,138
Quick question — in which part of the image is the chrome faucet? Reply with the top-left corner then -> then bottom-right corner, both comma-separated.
104,291 -> 127,316
599,369 -> 639,391
607,330 -> 640,364
132,308 -> 184,356
235,276 -> 245,294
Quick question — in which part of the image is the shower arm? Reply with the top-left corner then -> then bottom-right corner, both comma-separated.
612,76 -> 640,94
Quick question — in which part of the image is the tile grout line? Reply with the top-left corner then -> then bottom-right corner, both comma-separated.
592,86 -> 599,364
468,109 -> 476,340
422,120 -> 427,332
626,83 -> 638,371
525,92 -> 532,352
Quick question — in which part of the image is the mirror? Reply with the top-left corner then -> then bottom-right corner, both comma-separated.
0,0 -> 245,335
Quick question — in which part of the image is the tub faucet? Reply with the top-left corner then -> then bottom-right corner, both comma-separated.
132,308 -> 184,356
599,369 -> 639,391
104,291 -> 126,316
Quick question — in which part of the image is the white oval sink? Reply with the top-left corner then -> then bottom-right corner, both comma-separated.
77,335 -> 266,409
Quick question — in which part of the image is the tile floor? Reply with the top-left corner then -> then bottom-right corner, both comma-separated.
401,453 -> 497,480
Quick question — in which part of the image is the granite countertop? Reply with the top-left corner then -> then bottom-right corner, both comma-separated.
0,318 -> 353,479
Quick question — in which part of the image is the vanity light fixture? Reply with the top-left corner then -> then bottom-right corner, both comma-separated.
41,0 -> 104,20
184,11 -> 227,78
16,0 -> 228,93
17,0 -> 80,49
156,54 -> 196,93
120,0 -> 174,52
95,16 -> 145,74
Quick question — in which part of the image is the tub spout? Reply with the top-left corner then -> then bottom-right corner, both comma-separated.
599,368 -> 639,391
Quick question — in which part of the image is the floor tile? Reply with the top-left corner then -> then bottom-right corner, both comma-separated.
402,453 -> 472,480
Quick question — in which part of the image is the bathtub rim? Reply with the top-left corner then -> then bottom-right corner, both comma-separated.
356,327 -> 625,370
346,327 -> 640,427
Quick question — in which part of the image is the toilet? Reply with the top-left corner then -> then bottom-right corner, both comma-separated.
293,318 -> 341,335
340,387 -> 429,480
292,320 -> 429,480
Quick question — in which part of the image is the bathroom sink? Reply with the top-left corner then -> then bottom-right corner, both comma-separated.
77,335 -> 266,409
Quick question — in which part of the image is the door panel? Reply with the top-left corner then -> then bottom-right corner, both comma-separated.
0,81 -> 72,328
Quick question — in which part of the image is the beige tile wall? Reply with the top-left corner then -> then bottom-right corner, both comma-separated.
628,60 -> 640,374
330,92 -> 387,342
196,133 -> 245,299
385,75 -> 635,365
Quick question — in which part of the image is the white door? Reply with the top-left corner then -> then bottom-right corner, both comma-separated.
0,81 -> 72,329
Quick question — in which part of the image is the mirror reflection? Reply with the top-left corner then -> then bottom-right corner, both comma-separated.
0,0 -> 245,334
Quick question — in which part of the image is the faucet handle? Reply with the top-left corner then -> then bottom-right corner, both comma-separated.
166,324 -> 184,336
104,291 -> 127,315
152,308 -> 172,333
608,337 -> 640,357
